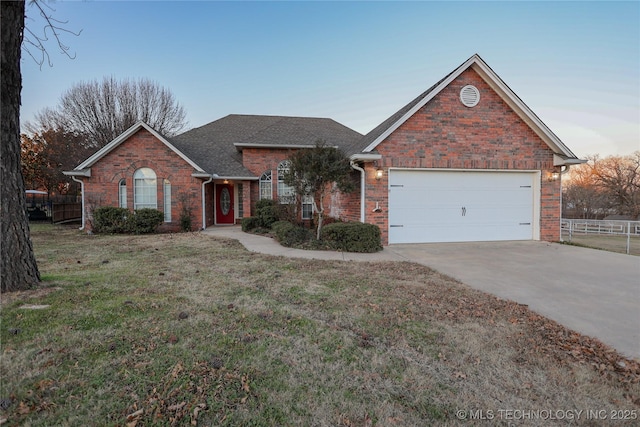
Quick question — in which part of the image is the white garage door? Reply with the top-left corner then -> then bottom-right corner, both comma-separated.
388,170 -> 536,244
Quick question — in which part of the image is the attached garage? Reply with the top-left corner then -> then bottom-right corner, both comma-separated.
388,170 -> 540,244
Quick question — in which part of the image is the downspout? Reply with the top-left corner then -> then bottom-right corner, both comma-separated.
201,175 -> 214,230
71,176 -> 85,230
350,161 -> 366,222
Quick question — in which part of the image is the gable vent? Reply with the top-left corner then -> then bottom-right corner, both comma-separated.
460,85 -> 480,107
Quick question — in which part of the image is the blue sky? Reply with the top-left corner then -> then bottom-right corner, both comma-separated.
21,1 -> 639,157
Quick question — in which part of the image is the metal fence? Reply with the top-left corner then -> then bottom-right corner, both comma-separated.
561,218 -> 640,255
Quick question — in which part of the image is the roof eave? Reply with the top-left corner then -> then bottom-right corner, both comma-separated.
63,169 -> 91,177
554,154 -> 587,166
75,121 -> 207,173
192,172 -> 259,181
350,153 -> 382,162
234,143 -> 320,150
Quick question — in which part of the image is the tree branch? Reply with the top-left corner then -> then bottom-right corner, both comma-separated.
23,0 -> 82,69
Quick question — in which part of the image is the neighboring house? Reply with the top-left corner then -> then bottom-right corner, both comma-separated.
65,54 -> 583,245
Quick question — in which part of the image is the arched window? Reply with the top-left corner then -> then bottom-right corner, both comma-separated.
163,179 -> 171,222
259,170 -> 272,200
277,160 -> 294,203
119,179 -> 127,208
133,168 -> 157,210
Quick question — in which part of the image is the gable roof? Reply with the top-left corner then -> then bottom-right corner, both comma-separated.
352,54 -> 581,164
169,115 -> 363,178
67,121 -> 206,176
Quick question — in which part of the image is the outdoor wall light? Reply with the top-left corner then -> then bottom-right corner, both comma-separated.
375,168 -> 384,180
547,171 -> 560,182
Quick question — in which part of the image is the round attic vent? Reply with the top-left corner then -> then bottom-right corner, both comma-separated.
460,85 -> 480,107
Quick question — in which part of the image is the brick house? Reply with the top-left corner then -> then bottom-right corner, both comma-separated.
65,54 -> 583,245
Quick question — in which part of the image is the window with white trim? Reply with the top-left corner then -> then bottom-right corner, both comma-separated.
119,179 -> 127,208
259,170 -> 272,200
277,160 -> 295,203
163,179 -> 171,222
133,168 -> 157,210
302,195 -> 313,220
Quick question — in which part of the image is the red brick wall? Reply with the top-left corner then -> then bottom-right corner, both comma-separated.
371,68 -> 562,244
241,147 -> 354,220
81,129 -> 205,232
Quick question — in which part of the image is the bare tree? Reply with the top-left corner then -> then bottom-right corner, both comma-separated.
2,0 -> 41,292
563,152 -> 640,219
33,77 -> 188,148
22,0 -> 81,68
592,152 -> 640,219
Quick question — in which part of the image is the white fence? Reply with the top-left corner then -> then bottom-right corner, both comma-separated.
561,218 -> 640,255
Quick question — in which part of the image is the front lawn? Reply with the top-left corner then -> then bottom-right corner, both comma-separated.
1,224 -> 638,426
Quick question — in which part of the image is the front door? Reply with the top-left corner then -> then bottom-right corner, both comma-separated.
215,184 -> 234,224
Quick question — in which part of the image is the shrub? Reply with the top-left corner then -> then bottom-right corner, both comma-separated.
255,199 -> 280,228
272,220 -> 312,247
241,216 -> 260,232
127,208 -> 164,234
92,207 -> 129,234
321,222 -> 382,253
92,207 -> 163,234
180,212 -> 192,232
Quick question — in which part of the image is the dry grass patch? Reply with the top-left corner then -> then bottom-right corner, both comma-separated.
1,224 -> 638,426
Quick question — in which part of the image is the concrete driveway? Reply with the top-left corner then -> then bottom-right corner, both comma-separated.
387,241 -> 640,360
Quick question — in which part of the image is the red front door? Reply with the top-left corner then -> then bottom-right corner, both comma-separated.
215,184 -> 234,224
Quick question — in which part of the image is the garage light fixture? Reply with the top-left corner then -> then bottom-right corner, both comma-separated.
375,168 -> 384,180
547,171 -> 560,181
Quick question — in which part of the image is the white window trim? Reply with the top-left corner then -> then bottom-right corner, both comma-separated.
119,179 -> 127,208
259,170 -> 272,200
277,160 -> 294,203
133,168 -> 157,210
163,179 -> 171,222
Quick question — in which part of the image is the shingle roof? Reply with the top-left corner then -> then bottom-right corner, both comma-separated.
170,114 -> 363,178
347,69 -> 456,155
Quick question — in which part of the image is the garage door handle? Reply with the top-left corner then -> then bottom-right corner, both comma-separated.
461,207 -> 467,216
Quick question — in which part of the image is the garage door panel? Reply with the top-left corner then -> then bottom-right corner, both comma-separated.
389,170 -> 535,243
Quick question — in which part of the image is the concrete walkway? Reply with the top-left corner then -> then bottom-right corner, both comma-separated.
203,226 -> 640,359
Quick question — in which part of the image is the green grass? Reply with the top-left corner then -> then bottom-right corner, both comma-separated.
1,224 -> 638,426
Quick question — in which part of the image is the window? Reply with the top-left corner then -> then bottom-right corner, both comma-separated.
302,195 -> 313,220
133,168 -> 157,210
119,179 -> 127,208
237,183 -> 244,217
163,179 -> 171,222
259,171 -> 272,200
277,161 -> 294,203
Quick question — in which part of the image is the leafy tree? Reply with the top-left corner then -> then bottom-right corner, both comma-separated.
31,76 -> 188,148
282,141 -> 356,239
21,128 -> 90,194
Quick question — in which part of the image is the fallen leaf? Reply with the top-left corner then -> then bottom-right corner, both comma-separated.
167,401 -> 186,411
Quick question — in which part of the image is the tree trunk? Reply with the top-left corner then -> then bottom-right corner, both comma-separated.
1,0 -> 41,293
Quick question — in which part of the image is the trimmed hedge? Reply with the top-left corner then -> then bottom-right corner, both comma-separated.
321,222 -> 382,253
271,220 -> 312,247
92,207 -> 164,234
92,207 -> 129,234
127,208 -> 164,234
241,216 -> 260,232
